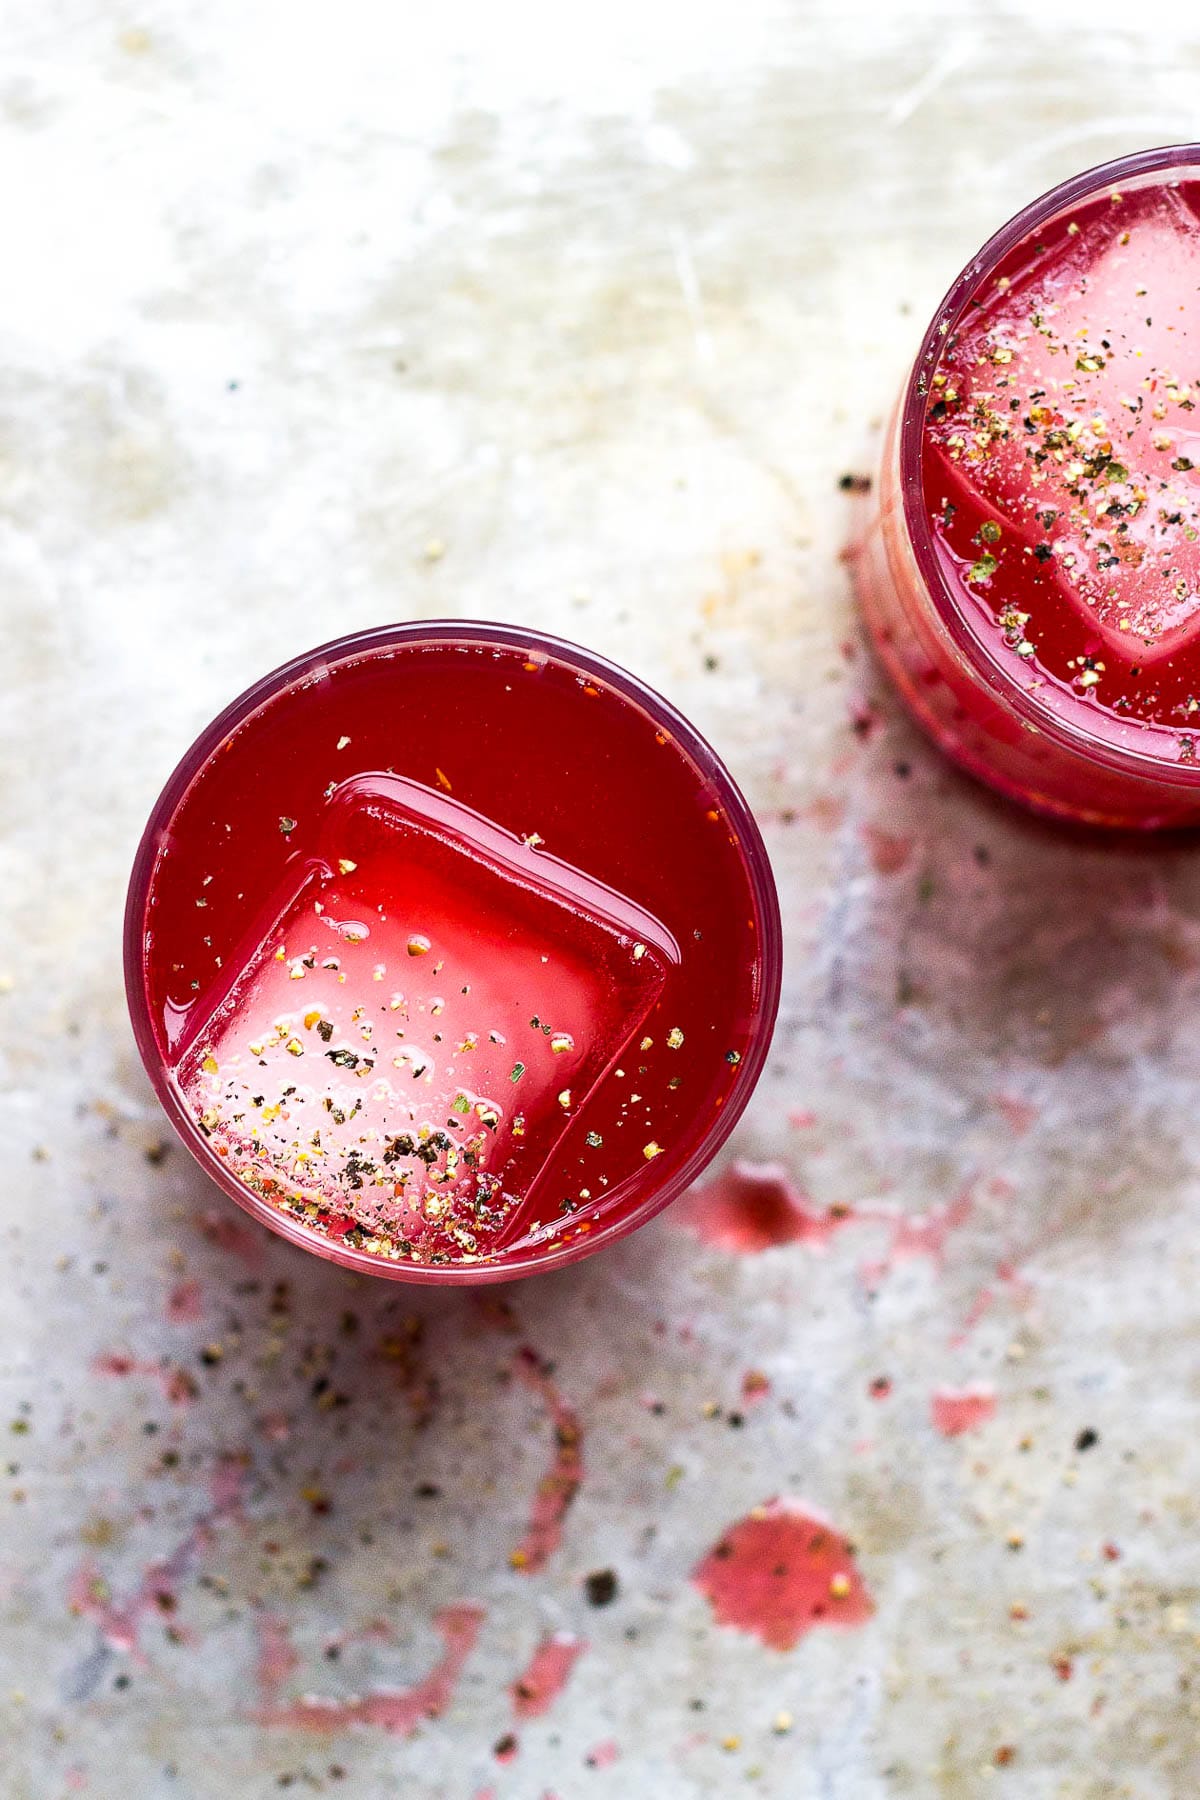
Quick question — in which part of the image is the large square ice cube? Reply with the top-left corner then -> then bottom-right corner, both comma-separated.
176,775 -> 675,1262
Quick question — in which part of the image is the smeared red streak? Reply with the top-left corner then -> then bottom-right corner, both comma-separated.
861,824 -> 914,874
91,1351 -> 198,1406
510,1632 -> 587,1718
67,1455 -> 246,1660
198,1208 -> 265,1267
586,1740 -> 620,1769
680,1162 -> 854,1255
166,1279 -> 203,1324
510,1348 -> 583,1573
254,1604 -> 484,1734
693,1499 -> 873,1651
993,1094 -> 1037,1136
931,1385 -> 997,1437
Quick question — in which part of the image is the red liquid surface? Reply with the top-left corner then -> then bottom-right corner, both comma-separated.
138,636 -> 769,1271
922,175 -> 1200,762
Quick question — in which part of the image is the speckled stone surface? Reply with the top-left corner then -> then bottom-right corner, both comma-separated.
4,2 -> 1200,1796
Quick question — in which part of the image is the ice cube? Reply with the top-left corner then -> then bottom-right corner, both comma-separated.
176,774 -> 676,1263
927,183 -> 1200,662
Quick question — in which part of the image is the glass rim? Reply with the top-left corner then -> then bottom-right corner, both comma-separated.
124,618 -> 783,1285
899,142 -> 1200,788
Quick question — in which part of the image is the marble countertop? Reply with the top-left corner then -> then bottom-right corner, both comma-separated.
4,1 -> 1200,1794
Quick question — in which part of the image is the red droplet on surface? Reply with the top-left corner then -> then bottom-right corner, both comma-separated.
680,1161 -> 854,1255
692,1498 -> 873,1651
931,1385 -> 997,1437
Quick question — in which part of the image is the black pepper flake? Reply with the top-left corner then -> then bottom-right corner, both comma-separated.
585,1568 -> 618,1606
838,472 -> 872,494
1075,1427 -> 1099,1452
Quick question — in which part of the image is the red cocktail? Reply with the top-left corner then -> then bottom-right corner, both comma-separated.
857,145 -> 1200,827
126,623 -> 780,1282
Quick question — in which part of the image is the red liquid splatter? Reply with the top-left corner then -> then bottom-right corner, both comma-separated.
67,1454 -> 245,1659
90,1351 -> 198,1407
931,1384 -> 998,1436
586,1741 -> 620,1769
859,1183 -> 973,1288
923,177 -> 1200,756
510,1632 -> 587,1719
511,1348 -> 583,1573
254,1603 -> 484,1734
692,1499 -> 873,1651
680,1161 -> 854,1254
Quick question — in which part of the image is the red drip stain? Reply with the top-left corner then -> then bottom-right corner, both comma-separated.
1053,1656 -> 1074,1682
692,1499 -> 873,1651
493,1733 -> 520,1764
198,1208 -> 265,1266
510,1632 -> 587,1719
254,1603 -> 484,1734
90,1351 -> 198,1406
586,1740 -> 620,1769
788,1108 -> 818,1129
931,1385 -> 997,1437
680,1161 -> 854,1255
166,1279 -> 203,1324
741,1369 -> 771,1407
993,1093 -> 1037,1136
868,1375 -> 892,1401
68,1449 -> 247,1659
861,823 -> 914,875
510,1348 -> 584,1573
